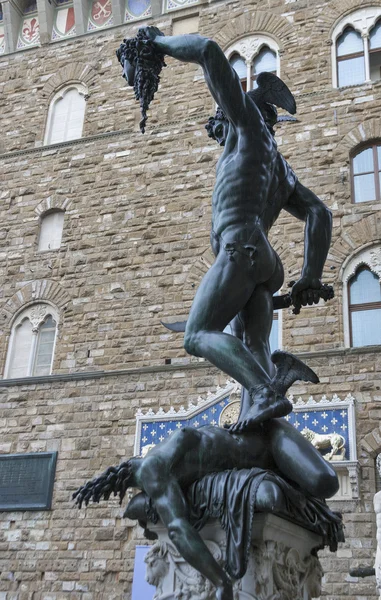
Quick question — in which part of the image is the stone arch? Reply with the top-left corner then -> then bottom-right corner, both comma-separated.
0,280 -> 72,328
361,425 -> 381,457
339,118 -> 381,154
214,11 -> 297,52
40,62 -> 97,100
35,196 -> 72,217
312,0 -> 380,40
327,213 -> 381,271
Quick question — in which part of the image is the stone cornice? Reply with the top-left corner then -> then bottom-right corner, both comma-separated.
0,115 -> 211,161
0,344 -> 379,388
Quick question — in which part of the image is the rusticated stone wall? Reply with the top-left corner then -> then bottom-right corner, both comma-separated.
1,0 -> 381,598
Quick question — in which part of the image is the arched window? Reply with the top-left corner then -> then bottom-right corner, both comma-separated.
229,54 -> 247,91
226,36 -> 280,92
332,8 -> 381,87
44,84 -> 87,145
348,267 -> 381,347
369,20 -> 381,80
252,46 -> 277,87
38,210 -> 65,251
351,143 -> 381,203
4,304 -> 59,378
336,27 -> 365,87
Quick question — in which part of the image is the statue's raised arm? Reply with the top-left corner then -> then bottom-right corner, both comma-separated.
123,26 -> 260,130
152,30 -> 257,127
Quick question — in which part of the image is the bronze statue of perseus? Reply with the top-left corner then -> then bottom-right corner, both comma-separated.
117,27 -> 333,431
73,28 -> 342,600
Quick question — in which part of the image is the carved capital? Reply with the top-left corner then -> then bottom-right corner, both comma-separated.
369,247 -> 381,279
29,305 -> 48,332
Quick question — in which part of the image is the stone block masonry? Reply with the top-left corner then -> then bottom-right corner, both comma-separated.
1,0 -> 381,597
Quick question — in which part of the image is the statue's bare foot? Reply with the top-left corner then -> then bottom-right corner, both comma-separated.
228,385 -> 292,434
216,581 -> 233,600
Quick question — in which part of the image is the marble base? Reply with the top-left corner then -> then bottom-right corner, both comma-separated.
144,514 -> 324,600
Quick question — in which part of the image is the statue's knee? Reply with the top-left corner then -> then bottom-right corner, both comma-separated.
167,519 -> 183,544
314,470 -> 339,499
184,331 -> 201,357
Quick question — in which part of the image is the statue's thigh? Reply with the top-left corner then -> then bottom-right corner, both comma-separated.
187,252 -> 256,332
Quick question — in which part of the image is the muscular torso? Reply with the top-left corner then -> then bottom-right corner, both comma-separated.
212,122 -> 297,242
173,425 -> 276,487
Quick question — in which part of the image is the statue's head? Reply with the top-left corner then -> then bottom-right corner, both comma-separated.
205,100 -> 278,144
205,107 -> 229,146
205,72 -> 296,144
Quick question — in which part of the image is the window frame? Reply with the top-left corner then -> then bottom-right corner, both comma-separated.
341,247 -> 381,347
43,82 -> 87,146
4,303 -> 59,379
225,35 -> 280,93
251,46 -> 278,87
331,7 -> 381,88
269,307 -> 282,354
347,266 -> 381,347
336,27 -> 365,88
350,142 -> 381,204
37,208 -> 65,252
229,52 -> 248,91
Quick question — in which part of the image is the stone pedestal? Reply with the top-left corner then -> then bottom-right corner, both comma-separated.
144,514 -> 324,600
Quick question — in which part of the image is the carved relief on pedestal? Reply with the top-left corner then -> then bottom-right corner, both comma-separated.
250,541 -> 323,600
145,539 -> 225,600
144,537 -> 323,600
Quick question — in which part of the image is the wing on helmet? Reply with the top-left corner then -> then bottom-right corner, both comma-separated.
253,72 -> 296,115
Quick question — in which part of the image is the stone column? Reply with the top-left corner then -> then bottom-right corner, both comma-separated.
143,515 -> 324,600
151,0 -> 162,19
73,0 -> 91,35
2,0 -> 21,53
36,0 -> 54,44
111,0 -> 125,25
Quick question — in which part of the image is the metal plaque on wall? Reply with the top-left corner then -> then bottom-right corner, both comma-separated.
0,452 -> 57,511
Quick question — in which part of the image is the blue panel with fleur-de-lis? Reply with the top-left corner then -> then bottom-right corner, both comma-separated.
285,407 -> 350,460
137,396 -> 352,461
138,397 -> 231,454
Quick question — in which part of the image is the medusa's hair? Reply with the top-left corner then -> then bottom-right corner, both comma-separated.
116,30 -> 166,133
73,459 -> 137,508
